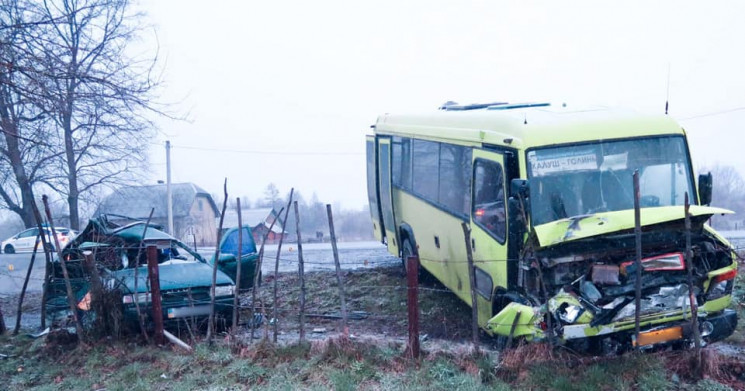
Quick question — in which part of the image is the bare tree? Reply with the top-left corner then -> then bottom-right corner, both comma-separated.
26,0 -> 162,229
0,0 -> 59,227
1,0 -> 166,229
260,183 -> 281,208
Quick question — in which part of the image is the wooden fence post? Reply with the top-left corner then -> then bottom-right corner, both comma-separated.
43,195 -> 85,341
295,201 -> 306,342
83,251 -> 105,334
207,179 -> 229,343
406,255 -> 420,359
251,207 -> 283,340
133,209 -> 155,344
232,197 -> 243,332
273,188 -> 294,343
14,235 -> 40,335
461,222 -> 480,352
326,204 -> 349,336
147,245 -> 164,345
0,303 -> 6,334
685,193 -> 703,375
29,202 -> 51,330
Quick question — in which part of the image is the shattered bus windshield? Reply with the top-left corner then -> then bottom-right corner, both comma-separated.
527,136 -> 695,225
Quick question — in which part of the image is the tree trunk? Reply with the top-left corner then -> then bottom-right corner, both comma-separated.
0,88 -> 37,228
63,106 -> 80,230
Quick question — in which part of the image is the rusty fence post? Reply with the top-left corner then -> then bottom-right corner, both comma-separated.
147,245 -> 165,345
633,170 -> 643,349
327,204 -> 349,336
406,255 -> 420,360
461,222 -> 480,352
295,201 -> 306,342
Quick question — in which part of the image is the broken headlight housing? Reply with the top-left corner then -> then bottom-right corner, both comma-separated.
707,269 -> 736,301
621,252 -> 685,274
556,302 -> 584,324
211,285 -> 235,297
123,292 -> 154,304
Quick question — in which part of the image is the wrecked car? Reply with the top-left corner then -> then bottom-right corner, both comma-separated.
367,102 -> 738,352
45,216 -> 259,331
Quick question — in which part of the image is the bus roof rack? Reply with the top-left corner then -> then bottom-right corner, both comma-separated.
487,102 -> 551,110
438,101 -> 509,111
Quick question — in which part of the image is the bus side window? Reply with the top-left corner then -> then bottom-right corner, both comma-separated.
473,160 -> 506,241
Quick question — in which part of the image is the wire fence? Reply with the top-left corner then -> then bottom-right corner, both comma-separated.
1,225 -> 743,348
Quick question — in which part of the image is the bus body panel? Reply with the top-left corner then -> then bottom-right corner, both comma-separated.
470,149 -> 510,327
367,104 -> 738,351
365,136 -> 384,242
377,137 -> 399,255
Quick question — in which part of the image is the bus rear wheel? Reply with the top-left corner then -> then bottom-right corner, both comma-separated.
401,238 -> 416,274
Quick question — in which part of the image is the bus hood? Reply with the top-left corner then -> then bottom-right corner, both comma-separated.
533,205 -> 733,248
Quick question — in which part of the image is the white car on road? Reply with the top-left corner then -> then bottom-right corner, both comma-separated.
1,227 -> 75,253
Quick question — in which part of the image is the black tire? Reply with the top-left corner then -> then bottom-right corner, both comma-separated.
4,244 -> 15,254
401,238 -> 416,274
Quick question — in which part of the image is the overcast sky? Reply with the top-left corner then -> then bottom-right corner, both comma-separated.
138,0 -> 745,210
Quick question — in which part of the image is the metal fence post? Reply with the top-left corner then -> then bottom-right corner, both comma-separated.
633,170 -> 642,349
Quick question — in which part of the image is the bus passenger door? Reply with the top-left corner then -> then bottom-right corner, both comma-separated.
366,136 -> 384,242
377,137 -> 399,255
469,149 -> 509,327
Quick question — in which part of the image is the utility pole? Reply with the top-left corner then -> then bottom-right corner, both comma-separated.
166,140 -> 174,235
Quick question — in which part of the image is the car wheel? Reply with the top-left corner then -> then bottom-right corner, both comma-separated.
4,244 -> 15,254
401,238 -> 416,274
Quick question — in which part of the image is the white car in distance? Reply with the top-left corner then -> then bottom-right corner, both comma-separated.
1,227 -> 75,253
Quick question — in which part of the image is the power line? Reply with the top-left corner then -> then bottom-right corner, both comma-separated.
150,142 -> 363,156
678,106 -> 745,121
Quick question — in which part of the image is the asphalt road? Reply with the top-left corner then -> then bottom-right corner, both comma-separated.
0,241 -> 398,296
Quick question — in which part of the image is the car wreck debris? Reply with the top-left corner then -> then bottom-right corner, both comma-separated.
45,214 -> 260,338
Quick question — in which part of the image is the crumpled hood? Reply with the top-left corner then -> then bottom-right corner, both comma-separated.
533,205 -> 733,248
110,261 -> 234,293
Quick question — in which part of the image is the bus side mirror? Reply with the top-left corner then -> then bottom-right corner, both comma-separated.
698,172 -> 712,206
510,179 -> 529,199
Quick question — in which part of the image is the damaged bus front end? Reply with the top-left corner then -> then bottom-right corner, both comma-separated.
486,136 -> 738,353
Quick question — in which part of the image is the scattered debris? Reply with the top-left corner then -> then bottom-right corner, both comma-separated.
306,311 -> 370,320
28,327 -> 50,339
163,330 -> 192,352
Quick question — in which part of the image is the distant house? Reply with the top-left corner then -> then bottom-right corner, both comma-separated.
222,208 -> 285,244
94,183 -> 220,246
